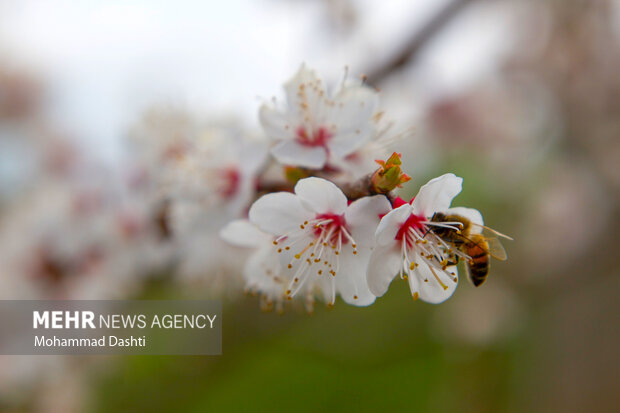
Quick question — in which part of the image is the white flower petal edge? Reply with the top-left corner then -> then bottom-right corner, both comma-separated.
336,248 -> 376,306
411,173 -> 462,217
294,177 -> 348,215
219,219 -> 270,248
259,105 -> 293,141
345,195 -> 392,247
325,86 -> 380,158
283,63 -> 321,109
271,141 -> 326,169
249,192 -> 314,235
413,259 -> 458,304
375,203 -> 412,246
367,245 -> 402,296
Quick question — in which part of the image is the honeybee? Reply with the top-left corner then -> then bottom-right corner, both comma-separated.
428,212 -> 511,287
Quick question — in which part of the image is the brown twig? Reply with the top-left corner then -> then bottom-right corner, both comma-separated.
366,0 -> 477,85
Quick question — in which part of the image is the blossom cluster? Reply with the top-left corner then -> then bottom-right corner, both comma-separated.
0,64 -> 505,313
215,64 -> 502,312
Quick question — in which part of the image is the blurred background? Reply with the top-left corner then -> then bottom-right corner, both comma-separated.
0,0 -> 619,412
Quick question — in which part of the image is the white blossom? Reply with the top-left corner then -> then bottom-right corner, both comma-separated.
246,177 -> 390,306
367,173 -> 483,304
260,64 -> 380,169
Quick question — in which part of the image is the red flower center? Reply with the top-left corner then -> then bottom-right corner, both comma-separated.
314,213 -> 349,245
296,126 -> 332,147
218,167 -> 241,199
395,213 -> 426,248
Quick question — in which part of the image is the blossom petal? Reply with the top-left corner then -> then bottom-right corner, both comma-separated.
336,249 -> 375,306
219,219 -> 270,247
414,260 -> 458,304
345,195 -> 391,247
375,203 -> 412,246
412,173 -> 462,217
327,129 -> 373,159
284,64 -> 322,109
325,86 -> 379,158
244,247 -> 283,298
294,177 -> 347,215
271,141 -> 326,169
238,138 -> 270,175
446,206 -> 484,234
259,104 -> 295,141
249,192 -> 313,235
366,245 -> 402,296
329,85 -> 379,131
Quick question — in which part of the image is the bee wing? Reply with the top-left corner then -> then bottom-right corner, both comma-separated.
483,236 -> 508,261
470,223 -> 513,240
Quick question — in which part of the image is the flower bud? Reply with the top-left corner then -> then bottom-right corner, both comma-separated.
371,152 -> 411,194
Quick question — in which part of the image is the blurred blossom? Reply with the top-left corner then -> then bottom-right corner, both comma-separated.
259,64 -> 381,170
0,180 -> 142,299
0,65 -> 41,120
127,107 -> 269,295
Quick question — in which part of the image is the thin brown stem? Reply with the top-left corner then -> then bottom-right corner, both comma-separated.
366,0 -> 477,85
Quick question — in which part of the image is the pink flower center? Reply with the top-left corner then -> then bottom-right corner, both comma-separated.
395,213 -> 426,248
296,126 -> 332,147
218,167 -> 241,199
314,213 -> 350,245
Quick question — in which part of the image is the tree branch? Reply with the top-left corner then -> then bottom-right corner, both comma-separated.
366,0 -> 477,85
